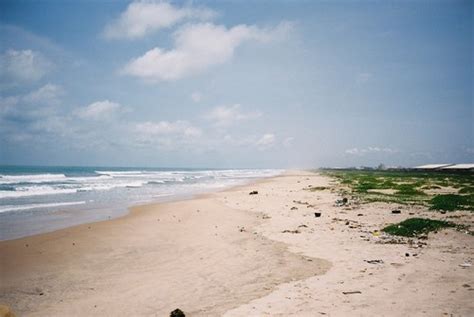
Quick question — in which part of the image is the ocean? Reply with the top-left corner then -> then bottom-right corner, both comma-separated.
0,166 -> 282,240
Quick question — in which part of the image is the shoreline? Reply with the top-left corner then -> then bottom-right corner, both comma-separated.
0,173 -> 281,242
1,171 -> 331,316
1,170 -> 472,316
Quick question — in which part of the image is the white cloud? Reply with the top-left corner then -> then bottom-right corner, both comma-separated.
205,104 -> 262,127
256,133 -> 276,150
0,84 -> 71,146
76,100 -> 124,120
135,120 -> 201,137
122,21 -> 293,81
191,91 -> 202,103
104,1 -> 216,39
0,49 -> 52,82
23,84 -> 63,106
345,146 -> 398,156
0,84 -> 64,124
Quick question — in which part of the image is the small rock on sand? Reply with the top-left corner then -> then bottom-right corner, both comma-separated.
170,308 -> 185,317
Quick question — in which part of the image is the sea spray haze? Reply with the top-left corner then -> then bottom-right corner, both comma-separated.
0,166 -> 281,240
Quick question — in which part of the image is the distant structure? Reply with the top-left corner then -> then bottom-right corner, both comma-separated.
322,163 -> 474,172
439,163 -> 474,172
414,163 -> 474,172
413,164 -> 453,170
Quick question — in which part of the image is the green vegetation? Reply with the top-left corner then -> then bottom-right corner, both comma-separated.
459,187 -> 474,194
429,194 -> 473,211
322,169 -> 474,211
382,218 -> 456,237
396,184 -> 426,196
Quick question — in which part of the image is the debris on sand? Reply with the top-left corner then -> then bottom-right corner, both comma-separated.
342,291 -> 362,295
293,200 -> 309,205
365,259 -> 384,264
170,308 -> 185,317
282,229 -> 301,234
335,197 -> 349,207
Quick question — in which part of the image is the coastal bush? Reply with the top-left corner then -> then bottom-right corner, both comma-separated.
382,218 -> 455,237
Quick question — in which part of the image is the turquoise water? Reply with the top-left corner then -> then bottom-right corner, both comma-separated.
0,165 -> 281,240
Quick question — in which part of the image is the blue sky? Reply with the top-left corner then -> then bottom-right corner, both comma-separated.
0,0 -> 472,168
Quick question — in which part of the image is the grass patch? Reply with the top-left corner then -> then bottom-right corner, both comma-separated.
429,194 -> 473,211
459,187 -> 474,194
382,218 -> 455,237
322,169 -> 474,210
396,184 -> 426,196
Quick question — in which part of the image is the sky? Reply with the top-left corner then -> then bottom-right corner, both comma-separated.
0,0 -> 472,168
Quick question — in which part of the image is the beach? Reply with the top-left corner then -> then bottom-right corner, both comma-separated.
1,170 -> 473,316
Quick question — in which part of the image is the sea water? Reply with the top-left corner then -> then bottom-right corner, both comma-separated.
0,166 -> 282,240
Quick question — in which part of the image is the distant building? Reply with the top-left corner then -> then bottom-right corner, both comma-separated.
439,164 -> 474,172
413,163 -> 474,172
413,164 -> 453,170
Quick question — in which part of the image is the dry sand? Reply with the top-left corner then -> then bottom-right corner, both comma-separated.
1,171 -> 473,316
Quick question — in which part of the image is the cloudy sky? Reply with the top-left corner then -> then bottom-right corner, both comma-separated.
0,0 -> 472,168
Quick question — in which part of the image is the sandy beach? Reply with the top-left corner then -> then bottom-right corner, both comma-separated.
1,171 -> 473,316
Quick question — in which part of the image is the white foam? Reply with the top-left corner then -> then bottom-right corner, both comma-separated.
0,201 -> 87,213
67,175 -> 113,182
95,170 -> 147,176
0,173 -> 67,184
0,186 -> 78,199
78,180 -> 147,192
0,169 -> 283,200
